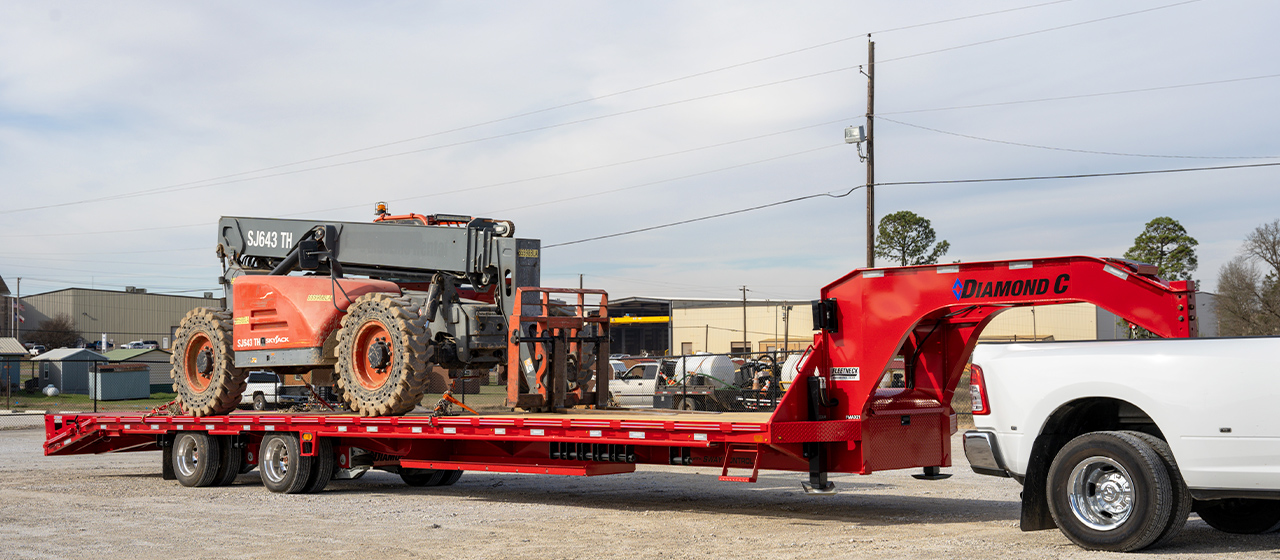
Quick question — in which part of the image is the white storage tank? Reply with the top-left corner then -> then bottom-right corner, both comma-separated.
674,354 -> 737,387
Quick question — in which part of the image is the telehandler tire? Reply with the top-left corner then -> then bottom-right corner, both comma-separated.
171,308 -> 247,417
335,293 -> 433,416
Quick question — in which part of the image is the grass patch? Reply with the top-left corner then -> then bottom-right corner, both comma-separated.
3,392 -> 177,412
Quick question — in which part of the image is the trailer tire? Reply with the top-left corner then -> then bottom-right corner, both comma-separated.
259,433 -> 313,494
400,468 -> 446,487
211,435 -> 243,487
1047,431 -> 1173,552
335,293 -> 433,417
1119,431 -> 1191,548
1195,499 -> 1280,534
436,470 -> 463,486
171,308 -> 247,417
172,432 -> 222,488
302,438 -> 335,494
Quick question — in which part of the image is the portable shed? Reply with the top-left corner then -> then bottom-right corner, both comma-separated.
105,348 -> 172,393
31,348 -> 107,395
0,337 -> 26,389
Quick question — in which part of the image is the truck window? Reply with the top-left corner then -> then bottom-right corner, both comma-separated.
248,372 -> 278,384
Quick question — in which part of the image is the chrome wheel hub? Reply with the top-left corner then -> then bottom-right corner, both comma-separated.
1068,455 -> 1135,530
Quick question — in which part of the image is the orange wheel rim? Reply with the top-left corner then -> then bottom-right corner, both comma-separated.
183,333 -> 214,392
353,321 -> 394,390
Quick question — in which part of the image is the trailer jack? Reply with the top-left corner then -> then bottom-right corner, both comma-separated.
911,466 -> 952,480
802,473 -> 836,495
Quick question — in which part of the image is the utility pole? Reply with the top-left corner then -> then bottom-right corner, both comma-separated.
578,274 -> 583,290
740,286 -> 749,355
865,38 -> 876,268
783,305 -> 792,354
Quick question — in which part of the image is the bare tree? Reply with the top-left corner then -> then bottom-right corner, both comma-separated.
1216,220 -> 1280,336
26,313 -> 82,349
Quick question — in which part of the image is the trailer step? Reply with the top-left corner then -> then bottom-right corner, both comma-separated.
719,443 -> 761,482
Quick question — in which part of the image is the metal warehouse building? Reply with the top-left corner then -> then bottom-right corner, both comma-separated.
19,288 -> 223,350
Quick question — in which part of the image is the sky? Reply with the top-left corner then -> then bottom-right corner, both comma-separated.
2,0 -> 1278,303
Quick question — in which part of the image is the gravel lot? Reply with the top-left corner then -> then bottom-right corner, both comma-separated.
1,425 -> 1277,560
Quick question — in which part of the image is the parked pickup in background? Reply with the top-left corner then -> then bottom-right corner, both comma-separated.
240,371 -> 308,411
966,337 -> 1280,551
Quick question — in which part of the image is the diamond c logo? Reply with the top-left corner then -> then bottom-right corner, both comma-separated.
952,279 -> 964,300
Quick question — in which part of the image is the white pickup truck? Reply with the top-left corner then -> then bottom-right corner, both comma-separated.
966,337 -> 1280,551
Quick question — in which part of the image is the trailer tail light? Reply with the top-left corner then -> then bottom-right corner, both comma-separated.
969,364 -> 991,415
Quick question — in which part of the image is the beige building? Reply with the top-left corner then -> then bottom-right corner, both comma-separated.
610,297 -> 815,357
20,288 -> 222,350
611,293 -> 1219,357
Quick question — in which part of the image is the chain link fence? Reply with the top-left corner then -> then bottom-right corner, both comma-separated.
1,352 -> 974,428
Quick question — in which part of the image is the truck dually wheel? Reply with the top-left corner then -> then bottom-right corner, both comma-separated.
1047,431 -> 1174,552
335,293 -> 432,417
171,308 -> 247,417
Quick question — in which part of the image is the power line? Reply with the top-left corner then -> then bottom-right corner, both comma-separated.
546,160 -> 1280,248
4,2 -> 1150,216
881,73 -> 1280,116
879,116 -> 1280,159
487,144 -> 841,216
283,117 -> 857,217
877,0 -> 1200,65
545,188 -> 864,248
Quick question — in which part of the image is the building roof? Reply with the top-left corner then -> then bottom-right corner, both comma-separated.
32,348 -> 107,361
0,275 -> 9,296
104,348 -> 171,361
0,337 -> 26,355
24,287 -> 217,300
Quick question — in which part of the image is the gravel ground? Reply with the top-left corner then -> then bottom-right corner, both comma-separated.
1,425 -> 1277,560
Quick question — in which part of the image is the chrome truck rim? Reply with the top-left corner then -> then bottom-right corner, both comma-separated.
1068,455 -> 1135,530
262,438 -> 291,483
175,435 -> 200,478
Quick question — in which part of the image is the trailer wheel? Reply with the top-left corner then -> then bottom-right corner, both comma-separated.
172,432 -> 222,488
335,293 -> 432,417
301,438 -> 335,494
259,433 -> 314,494
436,470 -> 463,486
1195,499 -> 1280,534
171,308 -> 247,417
400,468 -> 446,487
211,435 -> 243,487
1119,431 -> 1191,547
1047,431 -> 1174,552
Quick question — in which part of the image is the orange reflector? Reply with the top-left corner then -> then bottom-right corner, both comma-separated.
302,433 -> 314,441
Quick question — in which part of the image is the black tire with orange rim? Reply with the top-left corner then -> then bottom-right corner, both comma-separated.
170,308 -> 247,416
335,292 -> 432,416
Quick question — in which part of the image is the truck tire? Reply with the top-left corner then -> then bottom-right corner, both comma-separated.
171,308 -> 247,417
335,293 -> 432,417
1119,431 -> 1191,548
1046,431 -> 1174,552
259,433 -> 314,494
252,393 -> 268,411
172,432 -> 222,488
1195,499 -> 1280,534
301,438 -> 335,494
400,468 -> 447,487
677,396 -> 702,411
